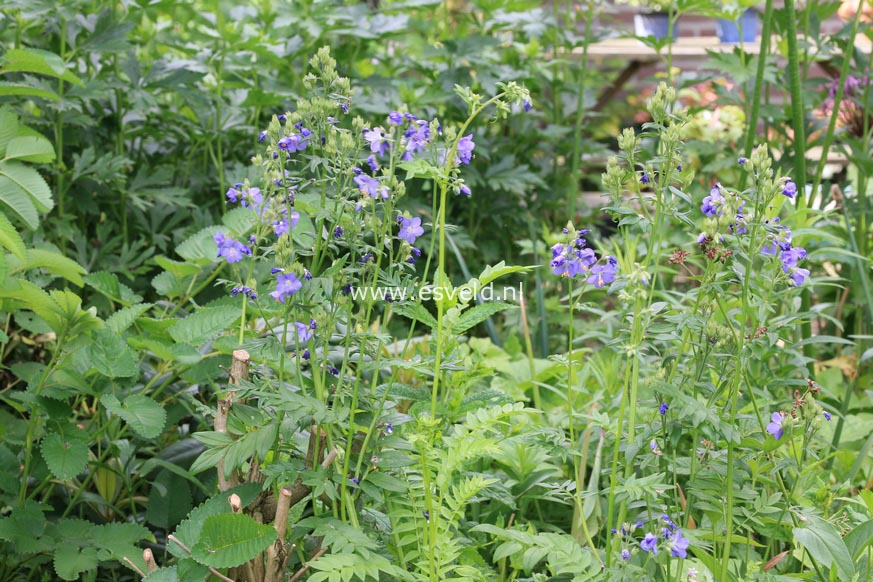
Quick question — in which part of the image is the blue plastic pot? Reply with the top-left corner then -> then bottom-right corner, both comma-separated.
634,13 -> 677,40
717,9 -> 759,43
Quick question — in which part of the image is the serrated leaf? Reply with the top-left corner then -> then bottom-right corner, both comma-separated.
0,175 -> 38,229
154,255 -> 201,278
453,302 -> 515,335
89,329 -> 138,378
84,271 -> 142,304
102,394 -> 166,439
0,160 -> 53,212
170,483 -> 262,559
169,305 -> 241,346
143,566 -> 178,582
176,226 -> 222,263
0,211 -> 25,258
9,248 -> 86,286
106,303 -> 153,334
41,432 -> 89,480
364,471 -> 407,493
54,545 -> 99,581
391,302 -> 438,330
0,81 -> 59,101
0,48 -> 84,86
191,513 -> 277,568
3,136 -> 54,163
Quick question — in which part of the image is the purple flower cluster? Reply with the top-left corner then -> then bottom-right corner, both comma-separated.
550,229 -> 618,288
638,516 -> 689,559
701,183 -> 725,217
781,246 -> 809,286
354,174 -> 389,200
270,272 -> 302,303
273,211 -> 300,237
278,124 -> 311,153
231,285 -> 256,300
214,231 -> 252,264
226,184 -> 263,210
400,117 -> 431,161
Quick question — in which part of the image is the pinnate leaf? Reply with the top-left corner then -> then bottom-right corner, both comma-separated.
191,513 -> 277,568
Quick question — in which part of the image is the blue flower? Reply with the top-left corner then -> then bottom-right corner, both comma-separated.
781,246 -> 809,286
640,533 -> 658,555
551,244 -> 596,278
667,529 -> 690,558
587,257 -> 618,288
279,130 -> 309,153
402,120 -> 431,161
458,183 -> 472,197
738,157 -> 748,165
214,231 -> 252,264
226,187 -> 240,203
399,217 -> 424,244
258,131 -> 267,143
384,423 -> 393,435
367,155 -> 380,172
766,412 -> 784,440
523,99 -> 532,112
456,134 -> 475,165
621,549 -> 630,561
293,321 -> 313,344
388,111 -> 403,125
334,226 -> 343,239
661,515 -> 676,530
363,127 -> 390,156
782,180 -> 797,199
270,273 -> 302,303
659,402 -> 669,415
823,411 -> 832,421
640,173 -> 650,184
701,184 -> 725,217
354,175 -> 389,200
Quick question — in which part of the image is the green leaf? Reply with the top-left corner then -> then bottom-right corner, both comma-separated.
170,483 -> 261,559
3,136 -> 54,163
41,432 -> 89,480
53,545 -> 99,581
0,81 -> 59,101
391,302 -> 438,330
794,519 -> 854,581
106,303 -> 153,334
844,519 -> 873,560
88,329 -> 138,378
176,226 -> 222,263
0,48 -> 84,86
147,470 -> 193,530
102,394 -> 166,439
0,211 -> 25,258
9,248 -> 86,286
143,566 -> 178,582
84,271 -> 143,304
191,513 -> 277,568
453,302 -> 515,335
363,471 -> 407,493
0,160 -> 53,212
169,305 -> 241,346
0,175 -> 38,229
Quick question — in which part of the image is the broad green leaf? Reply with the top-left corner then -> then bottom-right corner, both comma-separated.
88,329 -> 138,378
84,271 -> 142,304
41,432 -> 89,480
0,108 -> 18,155
0,175 -> 38,229
794,520 -> 854,581
53,545 -> 98,581
3,136 -> 54,163
146,470 -> 192,530
0,160 -> 53,212
0,81 -> 59,101
191,513 -> 277,568
176,226 -> 222,263
844,519 -> 873,560
169,305 -> 241,346
0,211 -> 25,258
102,394 -> 166,439
105,303 -> 153,334
0,48 -> 84,86
391,302 -> 438,330
9,248 -> 86,286
143,566 -> 178,582
154,255 -> 201,278
169,482 -> 261,559
453,302 -> 515,335
90,522 -> 152,573
364,471 -> 407,493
